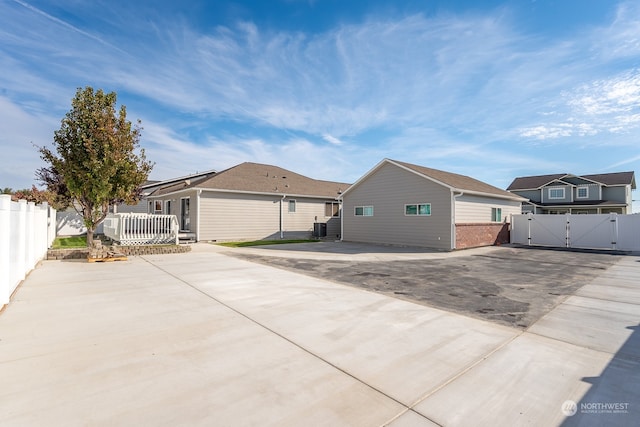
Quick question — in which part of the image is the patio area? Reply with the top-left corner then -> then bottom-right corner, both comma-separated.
0,243 -> 638,426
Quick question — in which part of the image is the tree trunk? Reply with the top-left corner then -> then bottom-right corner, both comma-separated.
86,228 -> 94,247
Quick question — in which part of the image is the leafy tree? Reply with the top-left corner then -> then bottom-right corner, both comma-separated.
1,187 -> 12,194
11,185 -> 61,206
38,87 -> 153,246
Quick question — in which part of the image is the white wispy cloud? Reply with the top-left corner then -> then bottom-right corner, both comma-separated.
1,1 -> 640,188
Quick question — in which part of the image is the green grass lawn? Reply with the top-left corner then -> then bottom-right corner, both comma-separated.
52,236 -> 87,249
217,239 -> 319,248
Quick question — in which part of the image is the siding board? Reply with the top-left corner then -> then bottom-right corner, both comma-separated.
455,195 -> 521,224
342,162 -> 452,249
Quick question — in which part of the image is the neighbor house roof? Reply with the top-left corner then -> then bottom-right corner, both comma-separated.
342,159 -> 525,201
507,171 -> 636,191
581,172 -> 636,188
506,174 -> 569,191
151,162 -> 350,199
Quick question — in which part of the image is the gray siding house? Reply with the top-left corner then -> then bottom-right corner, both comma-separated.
507,172 -> 636,214
340,159 -> 525,250
148,162 -> 349,242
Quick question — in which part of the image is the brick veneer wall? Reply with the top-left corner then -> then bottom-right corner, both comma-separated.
455,223 -> 509,250
47,244 -> 191,260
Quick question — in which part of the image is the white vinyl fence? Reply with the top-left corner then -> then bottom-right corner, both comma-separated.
103,213 -> 179,245
511,213 -> 640,251
0,195 -> 57,307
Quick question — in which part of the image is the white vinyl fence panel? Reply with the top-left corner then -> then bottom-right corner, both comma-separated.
103,213 -> 179,245
0,195 -> 56,307
511,213 -> 640,251
617,214 -> 640,251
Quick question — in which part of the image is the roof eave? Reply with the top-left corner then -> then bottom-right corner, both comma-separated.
151,187 -> 341,200
453,188 -> 528,202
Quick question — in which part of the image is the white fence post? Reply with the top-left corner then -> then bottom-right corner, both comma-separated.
0,195 -> 11,305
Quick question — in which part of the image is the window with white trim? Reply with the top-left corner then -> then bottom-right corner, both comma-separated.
491,207 -> 502,222
288,199 -> 296,213
354,206 -> 373,216
154,200 -> 162,213
548,187 -> 565,199
576,186 -> 588,199
405,203 -> 431,216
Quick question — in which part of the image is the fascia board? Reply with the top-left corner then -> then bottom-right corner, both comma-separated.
152,187 -> 340,200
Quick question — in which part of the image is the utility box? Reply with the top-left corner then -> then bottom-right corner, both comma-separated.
313,222 -> 327,238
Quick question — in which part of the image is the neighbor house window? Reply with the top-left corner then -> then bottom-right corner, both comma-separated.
548,187 -> 565,199
577,186 -> 588,199
405,203 -> 431,216
154,200 -> 162,213
288,199 -> 296,213
491,207 -> 502,222
325,202 -> 340,217
354,206 -> 373,216
165,200 -> 172,215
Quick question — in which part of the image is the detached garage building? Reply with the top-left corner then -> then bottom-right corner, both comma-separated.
340,159 -> 526,250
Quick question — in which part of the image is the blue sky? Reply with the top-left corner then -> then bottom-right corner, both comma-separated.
1,0 -> 638,209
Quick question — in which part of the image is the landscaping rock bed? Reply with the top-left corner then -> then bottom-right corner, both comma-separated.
47,244 -> 190,260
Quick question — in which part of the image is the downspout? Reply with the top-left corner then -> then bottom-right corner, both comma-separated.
280,194 -> 286,239
196,189 -> 202,242
452,191 -> 464,250
338,196 -> 343,241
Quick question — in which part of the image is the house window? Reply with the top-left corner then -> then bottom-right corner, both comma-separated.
548,187 -> 565,199
577,186 -> 589,199
288,199 -> 296,213
491,207 -> 502,222
165,200 -> 172,215
154,200 -> 162,213
354,206 -> 374,216
148,201 -> 153,213
325,202 -> 340,217
405,204 -> 431,216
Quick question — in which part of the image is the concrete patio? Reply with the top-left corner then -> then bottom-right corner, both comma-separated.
0,243 -> 638,426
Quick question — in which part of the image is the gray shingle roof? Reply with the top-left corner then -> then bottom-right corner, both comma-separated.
506,174 -> 568,191
507,171 -> 636,190
581,172 -> 636,188
152,162 -> 349,199
392,160 -> 523,200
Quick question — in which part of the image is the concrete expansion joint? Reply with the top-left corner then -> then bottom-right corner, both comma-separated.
382,408 -> 442,427
525,330 -> 618,356
406,330 -> 525,410
139,255 -> 433,423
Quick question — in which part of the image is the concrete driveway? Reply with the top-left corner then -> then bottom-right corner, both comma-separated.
226,243 -> 622,328
0,243 -> 638,426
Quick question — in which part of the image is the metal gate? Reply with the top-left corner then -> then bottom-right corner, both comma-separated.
511,213 -> 640,251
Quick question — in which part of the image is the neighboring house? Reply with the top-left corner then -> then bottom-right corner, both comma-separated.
340,159 -> 526,250
506,171 -> 636,214
147,162 -> 349,242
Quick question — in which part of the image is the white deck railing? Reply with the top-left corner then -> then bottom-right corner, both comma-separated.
103,213 -> 179,245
